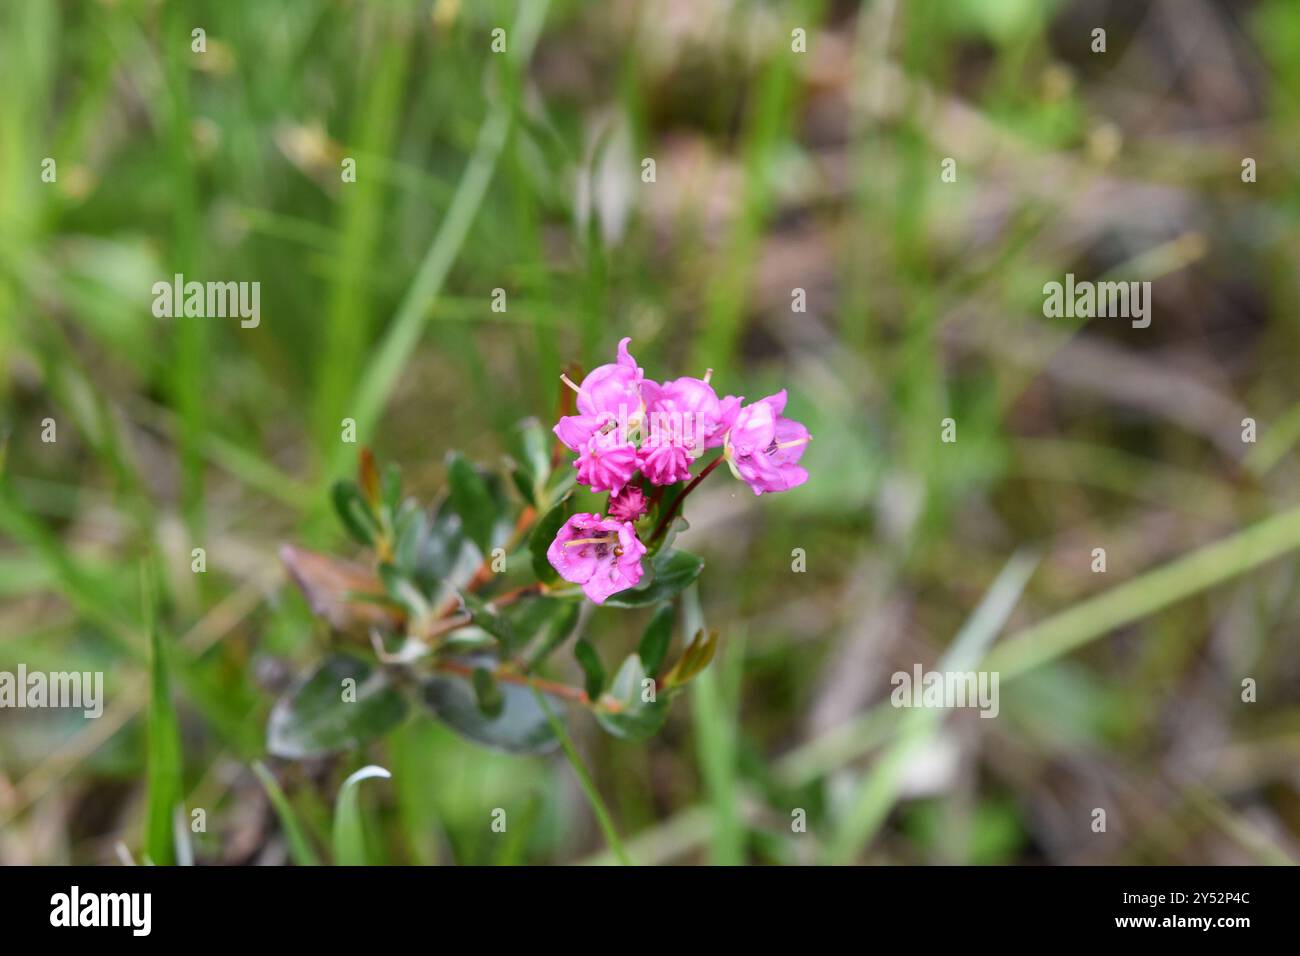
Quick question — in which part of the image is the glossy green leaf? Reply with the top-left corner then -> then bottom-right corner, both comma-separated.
446,452 -> 503,558
331,479 -> 378,546
530,493 -> 572,583
637,603 -> 674,676
595,653 -> 669,742
519,599 -> 580,669
421,664 -> 559,754
603,549 -> 704,608
412,499 -> 479,596
511,417 -> 552,506
574,639 -> 605,700
267,655 -> 409,758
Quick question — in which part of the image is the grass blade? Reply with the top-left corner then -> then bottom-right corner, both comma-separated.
985,504 -> 1300,680
684,585 -> 744,865
143,563 -> 183,866
252,761 -> 322,866
827,550 -> 1038,864
531,687 -> 632,865
332,764 -> 391,866
331,0 -> 550,476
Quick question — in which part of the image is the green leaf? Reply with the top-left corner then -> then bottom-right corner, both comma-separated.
461,591 -> 520,652
519,599 -> 580,669
637,603 -> 674,676
446,452 -> 503,558
510,417 -> 552,506
609,652 -> 646,700
412,499 -> 479,596
595,653 -> 669,742
518,418 -> 551,483
144,599 -> 182,866
510,463 -> 536,507
252,762 -> 322,866
391,501 -> 427,574
378,562 -> 431,619
331,479 -> 378,546
267,655 -> 409,758
421,664 -> 559,754
603,549 -> 704,608
573,639 -> 605,700
530,493 -> 572,583
662,629 -> 719,688
332,765 -> 390,866
381,463 -> 403,516
472,667 -> 505,718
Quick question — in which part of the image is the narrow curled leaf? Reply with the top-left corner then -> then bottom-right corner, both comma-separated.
331,479 -> 379,546
637,603 -> 674,676
333,765 -> 391,866
662,629 -> 719,688
144,613 -> 182,866
574,639 -> 605,701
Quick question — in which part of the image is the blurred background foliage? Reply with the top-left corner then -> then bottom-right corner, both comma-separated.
2,0 -> 1300,864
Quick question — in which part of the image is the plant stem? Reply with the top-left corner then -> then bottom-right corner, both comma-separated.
433,659 -> 602,709
531,686 -> 634,866
650,454 -> 725,543
490,582 -> 544,608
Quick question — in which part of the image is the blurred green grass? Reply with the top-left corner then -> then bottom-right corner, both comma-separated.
2,0 -> 1300,865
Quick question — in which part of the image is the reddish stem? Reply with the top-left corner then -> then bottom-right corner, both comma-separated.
434,658 -> 615,710
650,454 -> 725,543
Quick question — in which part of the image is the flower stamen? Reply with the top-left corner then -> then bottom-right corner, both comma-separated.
563,535 -> 619,547
772,436 -> 812,451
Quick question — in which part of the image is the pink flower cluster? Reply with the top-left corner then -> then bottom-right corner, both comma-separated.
547,338 -> 812,603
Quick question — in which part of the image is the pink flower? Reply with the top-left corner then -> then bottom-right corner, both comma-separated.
638,442 -> 693,486
577,338 -> 644,418
724,390 -> 811,496
638,376 -> 741,486
553,338 -> 645,453
546,513 -> 648,604
642,377 -> 740,450
554,338 -> 647,493
607,485 -> 649,522
574,436 -> 640,494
